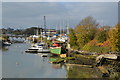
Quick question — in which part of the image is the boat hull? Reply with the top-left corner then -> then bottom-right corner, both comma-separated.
25,50 -> 38,53
50,47 -> 61,55
37,49 -> 50,53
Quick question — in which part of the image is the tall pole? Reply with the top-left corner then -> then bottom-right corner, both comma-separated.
36,26 -> 39,36
60,22 -> 61,37
67,19 -> 69,35
56,24 -> 57,34
41,25 -> 42,42
44,16 -> 46,35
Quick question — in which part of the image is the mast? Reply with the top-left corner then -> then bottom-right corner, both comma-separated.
56,24 -> 57,34
60,22 -> 61,37
67,19 -> 69,35
36,26 -> 39,36
66,24 -> 69,35
41,25 -> 42,42
62,20 -> 64,34
44,16 -> 46,36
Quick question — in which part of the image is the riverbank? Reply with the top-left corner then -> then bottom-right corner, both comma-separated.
50,48 -> 120,78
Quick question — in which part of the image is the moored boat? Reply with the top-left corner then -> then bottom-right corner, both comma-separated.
25,43 -> 50,53
3,41 -> 12,46
49,42 -> 67,56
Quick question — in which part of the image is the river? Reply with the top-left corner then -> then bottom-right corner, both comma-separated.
2,43 -> 102,78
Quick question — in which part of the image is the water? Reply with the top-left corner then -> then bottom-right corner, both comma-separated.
2,43 -> 66,78
2,43 -> 102,78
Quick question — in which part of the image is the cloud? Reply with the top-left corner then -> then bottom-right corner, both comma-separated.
2,2 -> 118,29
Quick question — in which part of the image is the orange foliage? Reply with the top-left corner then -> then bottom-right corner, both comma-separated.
102,40 -> 111,47
97,43 -> 103,46
87,40 -> 98,46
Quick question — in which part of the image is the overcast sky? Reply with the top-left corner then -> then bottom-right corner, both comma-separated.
2,2 -> 118,29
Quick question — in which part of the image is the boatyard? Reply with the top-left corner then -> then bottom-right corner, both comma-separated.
1,20 -> 120,78
1,2 -> 120,79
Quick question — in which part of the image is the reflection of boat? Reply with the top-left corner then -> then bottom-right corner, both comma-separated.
49,57 -> 63,69
2,46 -> 9,51
41,53 -> 48,57
49,57 -> 58,63
37,53 -> 52,57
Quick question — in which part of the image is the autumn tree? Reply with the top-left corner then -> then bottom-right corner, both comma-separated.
95,29 -> 108,43
68,28 -> 78,49
75,16 -> 98,49
109,24 -> 120,52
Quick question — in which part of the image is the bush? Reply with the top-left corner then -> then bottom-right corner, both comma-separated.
82,42 -> 111,53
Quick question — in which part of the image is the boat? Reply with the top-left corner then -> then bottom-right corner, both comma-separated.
25,43 -> 50,53
3,41 -> 12,46
49,42 -> 67,55
25,44 -> 38,53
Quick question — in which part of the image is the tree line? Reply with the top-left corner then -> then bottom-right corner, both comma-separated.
68,16 -> 120,53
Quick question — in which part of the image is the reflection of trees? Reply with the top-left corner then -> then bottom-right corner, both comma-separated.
51,64 -> 62,69
66,66 -> 101,78
104,60 -> 120,79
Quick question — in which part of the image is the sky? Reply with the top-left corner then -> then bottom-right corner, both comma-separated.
2,2 -> 118,29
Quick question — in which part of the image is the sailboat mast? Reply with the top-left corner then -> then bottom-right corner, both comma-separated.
44,16 -> 46,35
63,20 -> 64,34
41,25 -> 42,42
36,26 -> 39,36
56,24 -> 57,34
60,23 -> 61,37
67,19 -> 69,35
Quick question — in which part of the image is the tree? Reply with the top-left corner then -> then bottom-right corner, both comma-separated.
68,28 -> 78,49
95,29 -> 108,43
75,16 -> 98,49
109,24 -> 120,52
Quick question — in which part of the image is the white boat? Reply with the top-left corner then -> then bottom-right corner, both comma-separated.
57,37 -> 66,42
37,43 -> 50,53
3,42 -> 12,46
25,43 -> 50,53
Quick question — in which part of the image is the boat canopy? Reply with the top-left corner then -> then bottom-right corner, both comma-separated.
52,43 -> 60,47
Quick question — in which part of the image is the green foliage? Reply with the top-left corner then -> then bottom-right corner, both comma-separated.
68,16 -> 119,53
2,35 -> 9,40
75,16 -> 98,49
109,24 -> 120,52
68,28 -> 78,48
95,30 -> 108,43
82,44 -> 110,53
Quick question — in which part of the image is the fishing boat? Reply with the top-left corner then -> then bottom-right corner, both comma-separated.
49,42 -> 67,55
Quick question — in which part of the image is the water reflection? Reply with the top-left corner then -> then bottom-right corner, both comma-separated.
66,66 -> 102,78
1,46 -> 9,51
2,43 -> 103,78
2,43 -> 66,78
